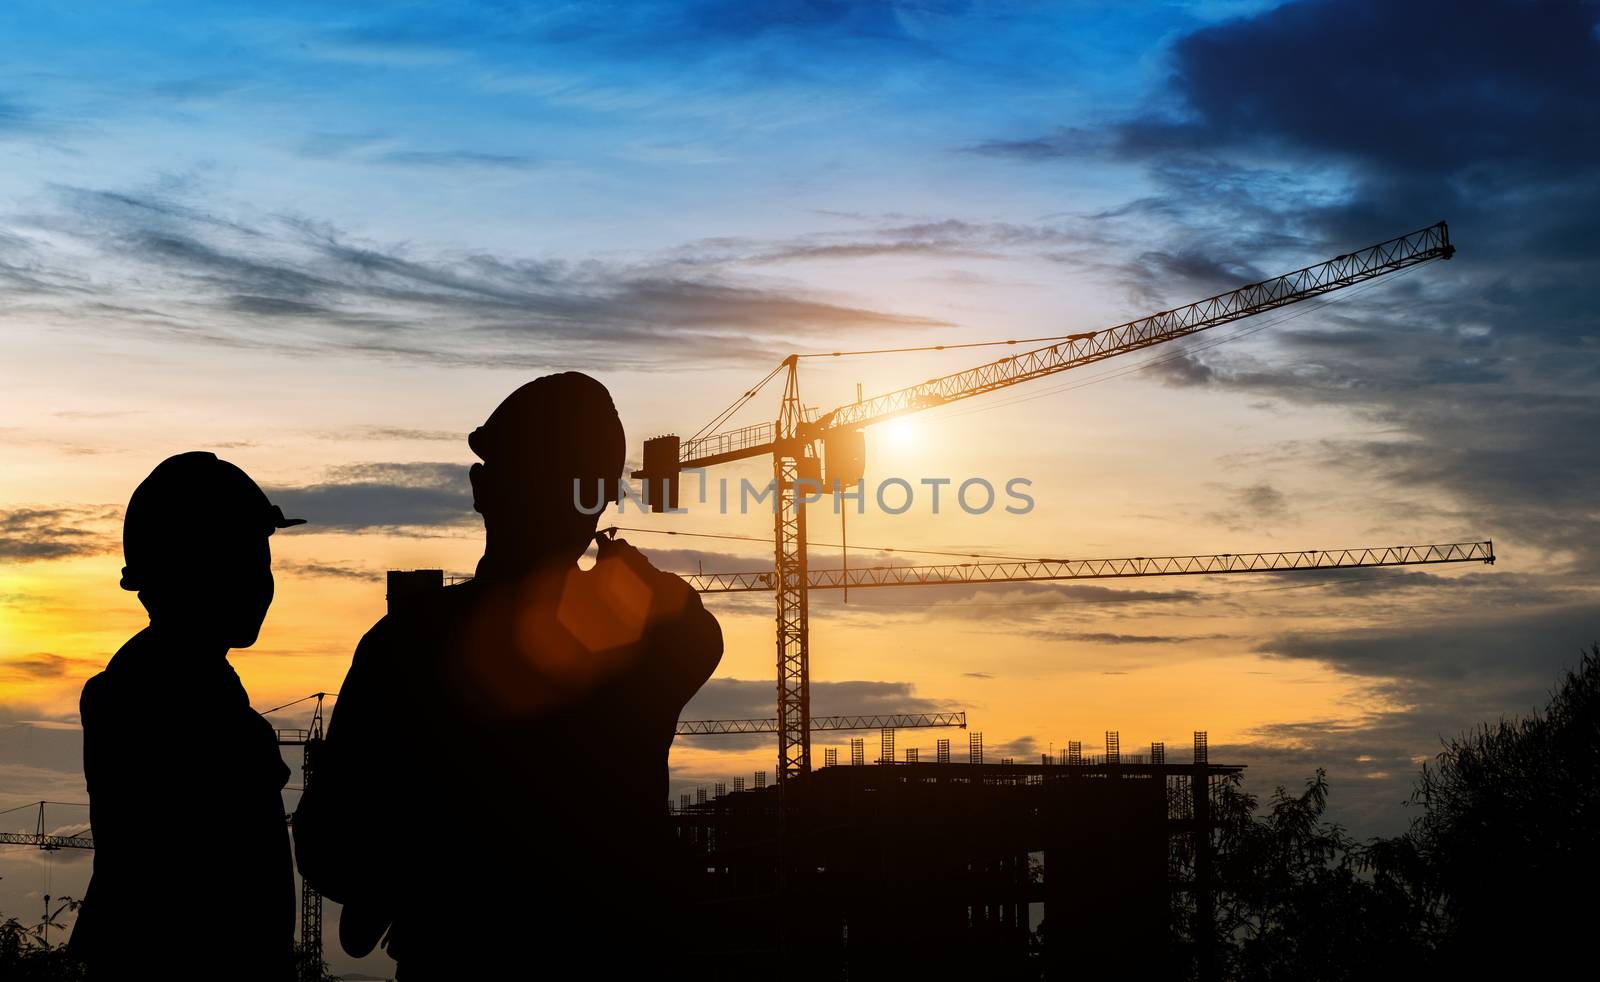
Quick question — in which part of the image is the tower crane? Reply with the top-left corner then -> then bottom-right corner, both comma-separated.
273,692 -> 327,982
0,801 -> 93,850
629,222 -> 1463,786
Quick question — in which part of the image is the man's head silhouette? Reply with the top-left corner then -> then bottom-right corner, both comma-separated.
468,372 -> 625,571
121,451 -> 304,648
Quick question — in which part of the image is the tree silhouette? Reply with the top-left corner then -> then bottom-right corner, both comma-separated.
1176,640 -> 1600,978
1193,770 -> 1432,979
0,910 -> 85,982
1402,640 -> 1600,972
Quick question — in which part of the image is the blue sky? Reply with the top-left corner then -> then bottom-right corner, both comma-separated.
0,1 -> 1245,252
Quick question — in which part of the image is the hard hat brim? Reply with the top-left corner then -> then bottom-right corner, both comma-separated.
269,505 -> 307,529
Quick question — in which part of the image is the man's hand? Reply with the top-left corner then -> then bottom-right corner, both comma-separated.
593,532 -> 722,702
594,533 -> 695,605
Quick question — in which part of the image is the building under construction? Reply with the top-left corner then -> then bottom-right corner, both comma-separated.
669,732 -> 1236,980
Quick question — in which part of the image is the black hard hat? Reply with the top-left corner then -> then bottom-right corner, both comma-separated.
468,372 -> 625,499
120,451 -> 304,592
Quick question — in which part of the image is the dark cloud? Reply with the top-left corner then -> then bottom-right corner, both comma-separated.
1238,601 -> 1600,835
274,560 -> 383,582
818,580 -> 1201,629
319,426 -> 462,443
749,239 -> 993,264
0,653 -> 101,683
0,506 -> 116,562
1234,482 -> 1286,518
1122,246 -> 1269,303
1257,602 -> 1599,699
1243,567 -> 1504,601
683,676 -> 950,720
1228,689 -> 1594,839
1180,349 -> 1600,563
835,579 -> 1199,605
265,462 -> 475,532
1042,631 -> 1227,646
1203,480 -> 1292,533
1050,0 -> 1600,295
1140,1 -> 1600,187
965,128 -> 1096,161
973,0 -> 1600,568
985,735 -> 1038,761
0,705 -> 91,813
702,218 -> 1085,266
677,677 -> 954,750
1147,348 -> 1216,386
977,0 -> 1600,293
0,184 -> 952,370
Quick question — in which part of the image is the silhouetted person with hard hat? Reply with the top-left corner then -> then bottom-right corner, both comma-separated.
293,372 -> 723,979
70,452 -> 303,981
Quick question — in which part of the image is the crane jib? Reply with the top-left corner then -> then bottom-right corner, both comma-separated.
684,539 -> 1493,593
671,221 -> 1452,465
810,222 -> 1451,436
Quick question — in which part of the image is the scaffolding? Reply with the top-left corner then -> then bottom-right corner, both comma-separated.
672,740 -> 1239,979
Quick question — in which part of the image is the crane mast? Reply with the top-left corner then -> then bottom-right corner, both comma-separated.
773,361 -> 819,779
635,222 -> 1457,786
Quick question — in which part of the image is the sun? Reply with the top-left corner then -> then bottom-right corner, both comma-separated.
879,416 -> 920,452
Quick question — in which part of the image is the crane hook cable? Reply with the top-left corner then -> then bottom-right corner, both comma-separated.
601,525 -> 1072,564
259,692 -> 337,716
684,359 -> 790,446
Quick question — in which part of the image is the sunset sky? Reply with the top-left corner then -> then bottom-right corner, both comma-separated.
3,1 -> 1597,975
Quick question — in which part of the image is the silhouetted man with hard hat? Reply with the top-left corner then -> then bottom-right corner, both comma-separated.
71,452 -> 303,980
294,372 -> 723,979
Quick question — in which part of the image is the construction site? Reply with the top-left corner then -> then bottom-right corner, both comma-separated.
668,733 -> 1237,978
3,222 -> 1499,980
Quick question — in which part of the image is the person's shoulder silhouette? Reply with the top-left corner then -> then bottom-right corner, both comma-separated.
72,451 -> 303,981
294,373 -> 723,978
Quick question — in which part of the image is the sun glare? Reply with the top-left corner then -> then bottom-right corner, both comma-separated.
880,416 -> 920,452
